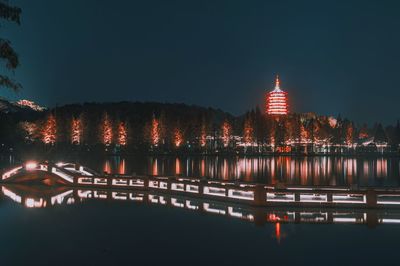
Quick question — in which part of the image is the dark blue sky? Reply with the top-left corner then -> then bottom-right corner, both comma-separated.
1,0 -> 400,124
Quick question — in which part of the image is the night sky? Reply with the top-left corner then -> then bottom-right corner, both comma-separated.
1,0 -> 400,124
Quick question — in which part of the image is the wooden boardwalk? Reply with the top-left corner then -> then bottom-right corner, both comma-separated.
2,161 -> 400,209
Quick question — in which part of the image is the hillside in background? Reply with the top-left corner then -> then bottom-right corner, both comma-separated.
0,98 -> 399,155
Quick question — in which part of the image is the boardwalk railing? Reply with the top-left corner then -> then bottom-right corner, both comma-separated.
3,186 -> 400,229
2,161 -> 400,208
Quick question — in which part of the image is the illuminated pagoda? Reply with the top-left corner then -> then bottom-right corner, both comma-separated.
266,75 -> 289,115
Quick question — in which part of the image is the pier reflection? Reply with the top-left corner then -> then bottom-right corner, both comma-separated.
3,184 -> 400,240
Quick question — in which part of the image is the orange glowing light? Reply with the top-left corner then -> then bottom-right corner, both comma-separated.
104,160 -> 111,174
20,121 -> 38,142
243,117 -> 254,144
42,114 -> 57,145
71,117 -> 82,145
200,125 -> 207,147
118,122 -> 127,146
174,128 -> 183,147
151,115 -> 160,147
275,223 -> 281,242
222,120 -> 231,147
266,75 -> 289,115
276,146 -> 291,153
152,159 -> 158,175
300,123 -> 308,143
201,159 -> 205,176
25,161 -> 38,170
102,113 -> 113,146
346,124 -> 354,145
175,157 -> 181,175
268,213 -> 281,222
222,159 -> 228,180
118,159 -> 125,175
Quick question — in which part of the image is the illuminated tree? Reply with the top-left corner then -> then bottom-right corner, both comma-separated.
358,124 -> 369,139
118,121 -> 127,146
198,115 -> 208,148
222,120 -> 231,147
274,120 -> 286,148
101,112 -> 113,146
174,127 -> 183,147
345,123 -> 354,146
42,114 -> 56,145
312,120 -> 322,143
299,123 -> 308,149
151,114 -> 160,146
71,117 -> 82,145
200,124 -> 207,147
255,107 -> 268,150
243,115 -> 254,144
328,117 -> 337,128
19,121 -> 39,143
284,118 -> 295,144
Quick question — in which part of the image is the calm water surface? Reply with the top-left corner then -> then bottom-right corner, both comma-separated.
1,155 -> 400,265
1,185 -> 400,266
27,155 -> 400,187
2,154 -> 400,187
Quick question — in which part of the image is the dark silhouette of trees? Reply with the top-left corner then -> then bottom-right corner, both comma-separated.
374,123 -> 388,144
0,99 -> 397,155
0,0 -> 22,91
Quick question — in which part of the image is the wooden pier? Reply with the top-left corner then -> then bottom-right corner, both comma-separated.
2,161 -> 400,209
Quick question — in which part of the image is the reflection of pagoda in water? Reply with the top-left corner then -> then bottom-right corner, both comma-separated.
266,75 -> 289,115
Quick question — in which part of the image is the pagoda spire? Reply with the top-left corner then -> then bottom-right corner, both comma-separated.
275,75 -> 280,90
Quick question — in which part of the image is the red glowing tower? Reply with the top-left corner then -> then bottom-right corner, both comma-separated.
266,75 -> 289,115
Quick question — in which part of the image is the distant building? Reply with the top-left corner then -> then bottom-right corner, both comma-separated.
266,76 -> 289,115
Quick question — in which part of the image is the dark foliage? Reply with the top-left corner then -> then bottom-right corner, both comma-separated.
0,0 -> 21,91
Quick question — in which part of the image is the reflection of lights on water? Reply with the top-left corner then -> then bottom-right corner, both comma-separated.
2,187 -> 22,203
25,198 -> 46,208
175,158 -> 181,175
118,159 -> 125,175
275,223 -> 281,242
222,159 -> 228,180
376,158 -> 388,178
51,190 -> 74,205
200,159 -> 205,177
4,183 -> 400,231
42,156 -> 400,186
152,158 -> 158,176
103,160 -> 111,174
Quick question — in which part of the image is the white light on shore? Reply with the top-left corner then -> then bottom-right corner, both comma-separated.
25,161 -> 38,170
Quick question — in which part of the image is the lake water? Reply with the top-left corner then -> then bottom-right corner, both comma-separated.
1,185 -> 400,266
1,155 -> 400,265
6,154 -> 396,187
